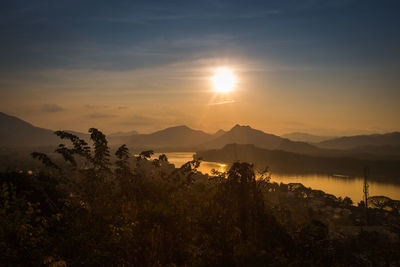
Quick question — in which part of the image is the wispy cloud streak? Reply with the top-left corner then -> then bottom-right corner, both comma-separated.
209,99 -> 236,105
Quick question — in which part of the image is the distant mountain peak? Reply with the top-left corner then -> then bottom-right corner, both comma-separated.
214,129 -> 227,137
169,125 -> 190,130
156,125 -> 196,134
127,124 -> 212,148
0,112 -> 34,128
231,124 -> 253,131
228,124 -> 270,136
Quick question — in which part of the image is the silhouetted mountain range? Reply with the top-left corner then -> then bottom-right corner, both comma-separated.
1,112 -> 400,158
126,125 -> 214,148
281,132 -> 335,143
316,132 -> 400,150
203,125 -> 282,149
201,125 -> 322,155
0,112 -> 92,147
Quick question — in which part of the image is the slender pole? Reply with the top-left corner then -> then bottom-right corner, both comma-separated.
363,167 -> 369,208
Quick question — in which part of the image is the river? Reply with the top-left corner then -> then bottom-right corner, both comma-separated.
152,152 -> 400,203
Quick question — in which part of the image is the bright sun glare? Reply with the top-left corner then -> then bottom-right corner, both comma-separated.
212,68 -> 236,93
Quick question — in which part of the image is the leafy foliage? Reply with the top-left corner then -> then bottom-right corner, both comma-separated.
1,128 -> 399,266
31,152 -> 60,170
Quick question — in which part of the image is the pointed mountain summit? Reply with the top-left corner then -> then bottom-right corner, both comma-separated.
202,124 -> 284,149
201,124 -> 321,154
213,129 -> 227,138
127,125 -> 213,148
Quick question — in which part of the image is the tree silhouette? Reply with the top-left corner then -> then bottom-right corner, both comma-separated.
31,152 -> 60,170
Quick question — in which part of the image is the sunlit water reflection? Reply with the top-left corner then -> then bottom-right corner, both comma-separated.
153,152 -> 400,203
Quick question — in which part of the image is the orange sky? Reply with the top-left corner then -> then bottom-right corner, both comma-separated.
1,56 -> 399,135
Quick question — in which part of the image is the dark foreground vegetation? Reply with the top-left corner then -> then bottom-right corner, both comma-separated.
1,129 -> 400,266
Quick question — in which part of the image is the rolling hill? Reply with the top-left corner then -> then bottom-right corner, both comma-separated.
0,112 -> 92,147
0,112 -> 60,147
317,132 -> 400,150
126,125 -> 214,148
281,132 -> 335,143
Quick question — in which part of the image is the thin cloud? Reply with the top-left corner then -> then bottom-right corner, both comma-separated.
88,112 -> 117,119
42,104 -> 66,113
84,104 -> 109,109
209,100 -> 236,105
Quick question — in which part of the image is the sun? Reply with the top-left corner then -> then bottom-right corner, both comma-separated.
211,68 -> 236,93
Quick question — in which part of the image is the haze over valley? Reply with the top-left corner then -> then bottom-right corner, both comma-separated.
2,111 -> 400,179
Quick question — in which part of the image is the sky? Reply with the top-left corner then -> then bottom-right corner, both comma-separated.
0,0 -> 399,135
